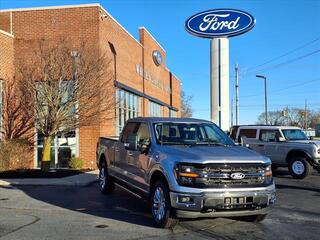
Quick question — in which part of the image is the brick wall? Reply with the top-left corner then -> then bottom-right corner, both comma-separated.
0,4 -> 181,169
0,31 -> 14,80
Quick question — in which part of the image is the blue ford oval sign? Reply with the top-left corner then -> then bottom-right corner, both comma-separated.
185,9 -> 255,38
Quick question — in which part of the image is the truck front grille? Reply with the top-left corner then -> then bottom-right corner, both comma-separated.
188,163 -> 271,188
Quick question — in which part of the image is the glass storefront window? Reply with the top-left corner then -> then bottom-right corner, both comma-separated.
36,130 -> 78,168
116,89 -> 141,136
149,101 -> 162,117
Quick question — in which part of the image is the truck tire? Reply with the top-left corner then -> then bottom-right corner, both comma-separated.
151,180 -> 178,228
241,214 -> 267,223
288,157 -> 311,179
99,161 -> 115,194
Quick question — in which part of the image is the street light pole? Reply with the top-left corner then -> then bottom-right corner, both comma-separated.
256,75 -> 268,125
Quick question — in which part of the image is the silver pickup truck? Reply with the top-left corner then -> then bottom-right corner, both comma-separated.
230,125 -> 320,179
96,118 -> 276,228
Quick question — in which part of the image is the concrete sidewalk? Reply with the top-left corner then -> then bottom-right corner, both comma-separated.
0,170 -> 99,187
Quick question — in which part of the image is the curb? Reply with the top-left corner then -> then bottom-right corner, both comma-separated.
0,170 -> 99,187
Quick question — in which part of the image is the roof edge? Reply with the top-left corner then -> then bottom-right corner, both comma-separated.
138,26 -> 166,53
0,3 -> 100,12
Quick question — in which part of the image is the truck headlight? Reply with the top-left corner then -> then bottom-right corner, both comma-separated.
175,165 -> 199,186
265,165 -> 272,177
264,164 -> 273,185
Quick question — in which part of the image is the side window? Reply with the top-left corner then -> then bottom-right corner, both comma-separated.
121,122 -> 140,142
136,123 -> 151,146
259,130 -> 279,142
238,129 -> 257,140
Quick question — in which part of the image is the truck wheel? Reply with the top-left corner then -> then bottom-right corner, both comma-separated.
99,161 -> 115,194
241,214 -> 267,223
151,180 -> 178,228
288,157 -> 310,179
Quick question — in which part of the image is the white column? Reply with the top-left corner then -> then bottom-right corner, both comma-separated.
210,38 -> 230,131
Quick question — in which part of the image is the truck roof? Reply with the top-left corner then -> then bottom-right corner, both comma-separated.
127,117 -> 212,124
236,125 -> 301,130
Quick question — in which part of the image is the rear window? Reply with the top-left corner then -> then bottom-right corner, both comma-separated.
238,128 -> 257,140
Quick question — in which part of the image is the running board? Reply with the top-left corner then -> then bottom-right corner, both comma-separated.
114,183 -> 143,199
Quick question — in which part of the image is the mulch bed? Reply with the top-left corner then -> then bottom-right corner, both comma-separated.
0,169 -> 90,179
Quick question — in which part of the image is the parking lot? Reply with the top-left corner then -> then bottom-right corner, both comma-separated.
0,168 -> 319,240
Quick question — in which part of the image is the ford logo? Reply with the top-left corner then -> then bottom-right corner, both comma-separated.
185,9 -> 256,38
230,172 -> 246,180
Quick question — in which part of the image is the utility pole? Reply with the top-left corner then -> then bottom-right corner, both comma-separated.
231,98 -> 234,127
256,75 -> 268,125
305,99 -> 308,130
235,64 -> 239,125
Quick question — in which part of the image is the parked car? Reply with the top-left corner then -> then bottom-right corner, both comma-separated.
96,118 -> 276,228
230,125 -> 320,179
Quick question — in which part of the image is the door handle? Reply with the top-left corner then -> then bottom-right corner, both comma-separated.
128,151 -> 133,156
258,144 -> 264,147
115,148 -> 120,152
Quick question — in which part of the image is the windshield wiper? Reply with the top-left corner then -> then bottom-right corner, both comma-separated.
195,140 -> 231,147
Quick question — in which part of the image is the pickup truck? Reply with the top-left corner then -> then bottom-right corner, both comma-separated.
230,125 -> 320,179
96,118 -> 276,228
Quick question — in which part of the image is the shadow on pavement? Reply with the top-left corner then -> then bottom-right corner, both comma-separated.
17,182 -> 156,228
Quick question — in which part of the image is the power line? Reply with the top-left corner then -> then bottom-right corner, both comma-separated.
244,37 -> 320,73
247,49 -> 320,74
241,77 -> 320,98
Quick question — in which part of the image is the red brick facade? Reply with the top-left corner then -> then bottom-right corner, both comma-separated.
0,4 -> 181,169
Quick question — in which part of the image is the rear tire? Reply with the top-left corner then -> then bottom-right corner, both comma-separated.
241,214 -> 267,223
99,161 -> 115,194
288,157 -> 310,179
151,180 -> 178,228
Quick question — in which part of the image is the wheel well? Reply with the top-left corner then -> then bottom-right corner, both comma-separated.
149,171 -> 168,192
286,150 -> 311,163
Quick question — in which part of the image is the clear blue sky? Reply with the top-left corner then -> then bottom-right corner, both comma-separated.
1,0 -> 319,124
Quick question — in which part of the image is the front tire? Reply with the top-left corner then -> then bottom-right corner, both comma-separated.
151,180 -> 178,228
288,157 -> 310,179
99,161 -> 115,194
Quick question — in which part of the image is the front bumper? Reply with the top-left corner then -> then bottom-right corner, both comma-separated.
169,184 -> 276,218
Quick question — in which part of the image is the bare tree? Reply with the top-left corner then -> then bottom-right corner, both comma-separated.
256,108 -> 320,128
17,40 -> 114,171
181,91 -> 193,118
1,76 -> 35,142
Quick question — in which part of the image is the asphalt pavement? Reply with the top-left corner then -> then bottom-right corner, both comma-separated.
0,168 -> 319,240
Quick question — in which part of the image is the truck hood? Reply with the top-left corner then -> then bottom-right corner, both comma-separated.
159,145 -> 269,164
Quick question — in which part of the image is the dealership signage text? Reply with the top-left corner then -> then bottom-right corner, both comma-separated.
185,9 -> 255,38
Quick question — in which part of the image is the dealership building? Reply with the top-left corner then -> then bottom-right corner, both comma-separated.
0,3 -> 181,169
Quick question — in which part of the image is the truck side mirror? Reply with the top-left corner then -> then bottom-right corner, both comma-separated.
309,136 -> 314,140
124,133 -> 138,151
278,137 -> 286,142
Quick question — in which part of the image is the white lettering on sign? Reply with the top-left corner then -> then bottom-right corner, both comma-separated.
135,64 -> 171,94
199,14 -> 240,31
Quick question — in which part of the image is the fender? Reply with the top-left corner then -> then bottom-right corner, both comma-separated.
286,149 -> 315,166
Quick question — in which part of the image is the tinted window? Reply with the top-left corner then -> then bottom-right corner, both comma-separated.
136,123 -> 151,146
259,130 -> 280,142
121,122 -> 140,142
238,129 -> 257,139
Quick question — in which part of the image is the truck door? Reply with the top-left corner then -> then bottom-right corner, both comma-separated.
114,122 -> 140,182
126,122 -> 151,193
259,129 -> 281,164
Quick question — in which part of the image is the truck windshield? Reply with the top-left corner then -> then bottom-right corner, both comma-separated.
282,129 -> 308,140
154,122 -> 234,146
